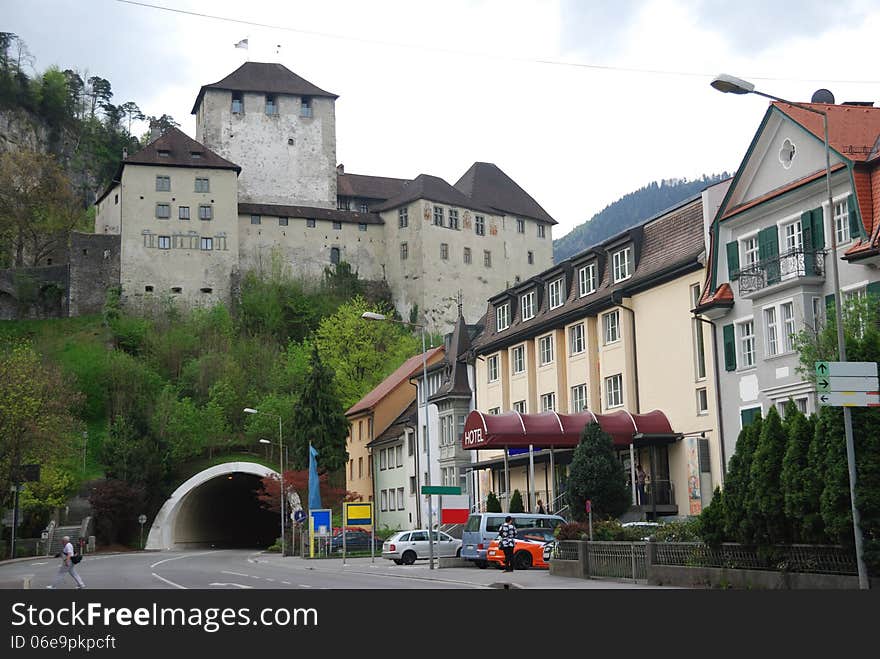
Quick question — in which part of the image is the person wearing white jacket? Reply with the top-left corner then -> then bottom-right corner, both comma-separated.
47,535 -> 85,589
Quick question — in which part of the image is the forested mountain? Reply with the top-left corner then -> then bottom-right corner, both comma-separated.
553,173 -> 731,262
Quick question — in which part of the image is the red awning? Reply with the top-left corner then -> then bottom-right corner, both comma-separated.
461,410 -> 676,450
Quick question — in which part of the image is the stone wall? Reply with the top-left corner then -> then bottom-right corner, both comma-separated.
68,232 -> 121,316
0,264 -> 69,320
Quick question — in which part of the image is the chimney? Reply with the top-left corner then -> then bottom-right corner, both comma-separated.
336,163 -> 345,175
122,147 -> 128,160
149,120 -> 162,143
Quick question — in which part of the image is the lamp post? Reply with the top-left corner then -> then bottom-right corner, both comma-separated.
362,311 -> 436,570
711,73 -> 869,589
245,408 -> 285,557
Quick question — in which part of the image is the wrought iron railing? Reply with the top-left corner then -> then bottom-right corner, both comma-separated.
653,542 -> 857,575
587,541 -> 647,580
735,249 -> 825,295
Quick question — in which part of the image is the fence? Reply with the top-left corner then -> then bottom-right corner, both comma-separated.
554,540 -> 647,581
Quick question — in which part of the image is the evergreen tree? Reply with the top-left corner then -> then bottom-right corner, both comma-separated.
287,345 -> 349,473
566,422 -> 631,521
698,487 -> 726,547
781,403 -> 820,543
509,489 -> 524,513
722,416 -> 761,544
749,406 -> 788,546
485,491 -> 502,513
817,407 -> 853,546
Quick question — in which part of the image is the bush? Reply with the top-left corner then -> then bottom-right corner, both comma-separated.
509,489 -> 524,513
554,522 -> 591,540
651,518 -> 702,543
485,492 -> 502,512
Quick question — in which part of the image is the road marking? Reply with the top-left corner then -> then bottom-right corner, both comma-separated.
282,581 -> 291,585
151,551 -> 215,569
299,584 -> 312,588
30,562 -> 47,566
264,578 -> 275,582
221,571 -> 250,578
151,572 -> 186,589
209,582 -> 253,589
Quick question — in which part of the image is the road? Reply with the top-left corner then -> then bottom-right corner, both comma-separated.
0,550 -> 668,589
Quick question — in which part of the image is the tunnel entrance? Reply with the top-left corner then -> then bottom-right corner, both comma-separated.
146,462 -> 279,550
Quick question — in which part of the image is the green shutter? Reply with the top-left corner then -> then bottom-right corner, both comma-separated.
758,226 -> 780,284
726,241 -> 740,279
848,193 -> 863,240
723,323 -> 737,372
740,407 -> 761,428
826,293 -> 835,319
867,282 -> 880,300
811,207 -> 825,250
801,211 -> 816,276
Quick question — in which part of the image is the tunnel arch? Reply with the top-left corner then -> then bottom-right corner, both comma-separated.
145,462 -> 278,550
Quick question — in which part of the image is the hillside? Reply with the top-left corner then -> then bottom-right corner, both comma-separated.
553,174 -> 730,262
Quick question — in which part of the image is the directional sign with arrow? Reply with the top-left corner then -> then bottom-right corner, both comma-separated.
816,361 -> 880,407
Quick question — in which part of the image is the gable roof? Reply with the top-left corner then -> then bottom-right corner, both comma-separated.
191,61 -> 338,114
430,313 -> 475,401
337,172 -> 411,202
455,162 -> 556,225
772,102 -> 880,162
95,127 -> 240,204
345,346 -> 444,417
367,401 -> 418,448
372,174 -> 493,214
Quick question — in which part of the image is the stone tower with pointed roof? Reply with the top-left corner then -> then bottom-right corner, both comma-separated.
192,61 -> 338,208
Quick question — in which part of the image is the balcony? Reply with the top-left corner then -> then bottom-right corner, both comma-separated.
734,248 -> 825,296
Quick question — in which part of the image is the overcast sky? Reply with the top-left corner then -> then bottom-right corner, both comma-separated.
6,0 -> 880,239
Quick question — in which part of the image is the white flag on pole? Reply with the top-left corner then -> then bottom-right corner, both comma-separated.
234,38 -> 249,49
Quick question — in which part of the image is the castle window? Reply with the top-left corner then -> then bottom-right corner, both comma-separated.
145,285 -> 154,292
199,205 -> 212,220
398,208 -> 408,228
330,247 -> 340,264
516,218 -> 525,234
475,215 -> 485,236
538,224 -> 546,238
337,198 -> 350,211
400,242 -> 408,260
433,206 -> 444,226
300,96 -> 312,118
440,243 -> 449,260
158,236 -> 171,249
156,203 -> 170,219
232,92 -> 243,114
171,287 -> 182,294
333,221 -> 342,230
449,209 -> 459,230
155,176 -> 170,191
200,237 -> 213,251
528,251 -> 534,265
200,287 -> 213,294
194,177 -> 209,192
307,218 -> 316,228
484,250 -> 492,268
250,215 -> 261,225
463,247 -> 472,264
265,95 -> 278,115
114,193 -> 118,204
279,217 -> 288,227
359,202 -> 369,213
179,206 -> 190,220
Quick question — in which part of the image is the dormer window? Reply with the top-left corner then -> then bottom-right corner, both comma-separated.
521,290 -> 536,321
579,263 -> 596,296
158,149 -> 170,158
232,92 -> 243,114
265,94 -> 278,116
496,302 -> 510,331
548,277 -> 564,309
190,151 -> 203,160
612,246 -> 632,282
300,96 -> 312,118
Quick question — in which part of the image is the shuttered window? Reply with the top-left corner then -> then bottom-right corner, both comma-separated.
848,193 -> 863,240
758,226 -> 780,284
740,407 -> 761,428
723,323 -> 736,371
726,241 -> 739,279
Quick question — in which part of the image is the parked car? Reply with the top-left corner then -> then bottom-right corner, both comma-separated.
381,530 -> 462,565
542,540 -> 557,563
461,512 -> 566,568
486,527 -> 556,570
329,528 -> 383,553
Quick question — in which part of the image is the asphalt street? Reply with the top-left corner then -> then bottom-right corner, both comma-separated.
0,550 -> 669,589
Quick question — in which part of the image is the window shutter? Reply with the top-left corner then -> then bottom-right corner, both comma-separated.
848,194 -> 863,240
758,226 -> 780,284
811,207 -> 825,249
867,282 -> 880,300
826,293 -> 835,317
801,211 -> 814,251
740,407 -> 761,428
726,241 -> 740,279
723,323 -> 736,372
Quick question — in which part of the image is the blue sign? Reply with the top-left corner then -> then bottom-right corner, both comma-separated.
293,509 -> 306,524
309,508 -> 332,536
508,447 -> 531,456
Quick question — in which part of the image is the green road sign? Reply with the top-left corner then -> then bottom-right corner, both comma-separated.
815,361 -> 878,378
816,376 -> 879,393
421,486 -> 461,495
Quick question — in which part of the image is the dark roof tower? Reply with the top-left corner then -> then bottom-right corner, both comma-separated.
455,162 -> 556,224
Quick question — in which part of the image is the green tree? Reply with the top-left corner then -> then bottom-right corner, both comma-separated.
749,406 -> 788,546
485,492 -> 502,513
101,415 -> 167,488
509,489 -> 524,513
698,487 -> 726,547
722,416 -> 761,544
566,422 -> 631,521
287,346 -> 349,472
781,403 -> 821,543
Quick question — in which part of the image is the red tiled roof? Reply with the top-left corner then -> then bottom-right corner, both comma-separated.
844,164 -> 880,261
694,282 -> 734,313
772,102 -> 880,163
345,346 -> 444,416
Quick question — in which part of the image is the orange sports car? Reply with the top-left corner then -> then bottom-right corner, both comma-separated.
486,527 -> 557,570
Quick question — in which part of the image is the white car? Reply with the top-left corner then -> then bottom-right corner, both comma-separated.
382,530 -> 462,565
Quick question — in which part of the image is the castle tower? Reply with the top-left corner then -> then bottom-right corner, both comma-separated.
192,62 -> 338,209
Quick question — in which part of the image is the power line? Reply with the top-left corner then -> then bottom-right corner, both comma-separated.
112,0 -> 880,85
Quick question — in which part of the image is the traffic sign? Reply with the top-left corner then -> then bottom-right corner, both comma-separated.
293,509 -> 306,524
344,501 -> 374,526
818,392 -> 880,407
816,376 -> 879,392
585,499 -> 592,513
815,361 -> 878,377
138,514 -> 147,525
421,485 -> 461,495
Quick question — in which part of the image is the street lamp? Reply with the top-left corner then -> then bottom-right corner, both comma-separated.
362,311 -> 437,570
245,408 -> 285,557
711,73 -> 869,589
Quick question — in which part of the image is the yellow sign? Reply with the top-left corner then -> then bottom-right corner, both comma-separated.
344,502 -> 373,526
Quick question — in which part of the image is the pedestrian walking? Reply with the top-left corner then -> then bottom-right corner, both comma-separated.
498,515 -> 517,572
47,535 -> 85,589
636,464 -> 647,505
536,499 -> 546,515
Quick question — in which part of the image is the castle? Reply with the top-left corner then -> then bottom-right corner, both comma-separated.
92,61 -> 556,332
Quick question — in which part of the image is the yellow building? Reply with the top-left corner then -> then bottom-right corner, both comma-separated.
345,347 -> 444,503
468,195 -> 723,518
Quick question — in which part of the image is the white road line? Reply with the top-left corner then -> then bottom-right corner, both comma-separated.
151,572 -> 186,589
264,578 -> 275,582
282,581 -> 291,585
30,562 -> 47,566
150,551 -> 215,569
221,571 -> 250,578
298,584 -> 313,588
209,582 -> 253,589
